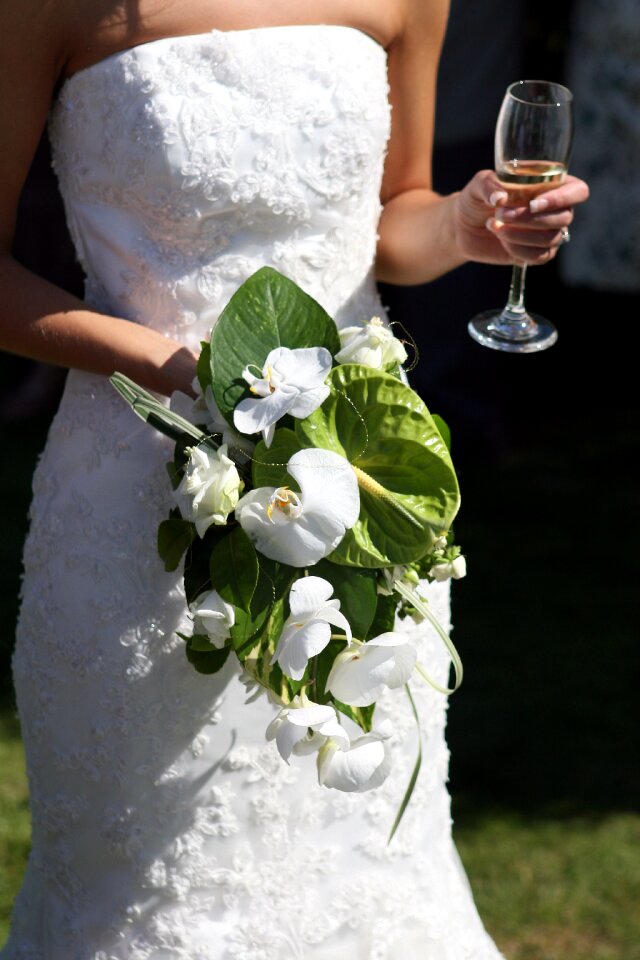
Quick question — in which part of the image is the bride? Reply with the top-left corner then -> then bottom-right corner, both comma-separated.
0,0 -> 588,957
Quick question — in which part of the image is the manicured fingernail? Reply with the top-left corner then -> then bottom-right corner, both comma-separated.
530,197 -> 549,212
485,217 -> 499,233
489,191 -> 508,207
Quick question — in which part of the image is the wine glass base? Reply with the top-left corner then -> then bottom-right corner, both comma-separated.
468,310 -> 558,353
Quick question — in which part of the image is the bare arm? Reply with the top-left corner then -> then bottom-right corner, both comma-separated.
376,0 -> 589,286
0,1 -> 197,397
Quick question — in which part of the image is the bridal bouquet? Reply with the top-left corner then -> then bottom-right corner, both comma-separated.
111,267 -> 465,840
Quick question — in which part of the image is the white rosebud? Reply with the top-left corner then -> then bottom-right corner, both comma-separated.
174,442 -> 243,537
335,317 -> 408,369
190,589 -> 235,648
431,555 -> 467,582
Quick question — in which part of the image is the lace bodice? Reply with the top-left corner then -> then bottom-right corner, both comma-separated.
3,25 -> 504,960
49,25 -> 391,348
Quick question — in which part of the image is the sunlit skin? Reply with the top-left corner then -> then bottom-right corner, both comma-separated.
0,0 -> 589,398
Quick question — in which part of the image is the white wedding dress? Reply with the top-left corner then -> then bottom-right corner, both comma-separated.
2,25 -> 505,960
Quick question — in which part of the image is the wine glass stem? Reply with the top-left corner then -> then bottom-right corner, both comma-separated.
505,264 -> 527,316
488,263 -> 538,340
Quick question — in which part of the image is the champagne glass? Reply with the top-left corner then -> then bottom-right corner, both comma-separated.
468,79 -> 574,353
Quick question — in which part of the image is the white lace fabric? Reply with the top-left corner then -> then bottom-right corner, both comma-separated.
2,25 -> 504,960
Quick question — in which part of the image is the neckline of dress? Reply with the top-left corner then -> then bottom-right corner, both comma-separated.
60,23 -> 386,93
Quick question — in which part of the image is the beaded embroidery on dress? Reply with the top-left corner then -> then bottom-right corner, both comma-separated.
2,25 -> 505,960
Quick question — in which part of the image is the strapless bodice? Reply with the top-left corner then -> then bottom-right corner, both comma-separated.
48,25 -> 391,348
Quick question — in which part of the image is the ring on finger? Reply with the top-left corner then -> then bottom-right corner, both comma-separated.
560,226 -> 571,244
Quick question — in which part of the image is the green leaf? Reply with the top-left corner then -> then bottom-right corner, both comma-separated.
295,364 -> 460,567
197,340 -> 212,392
230,557 -> 296,664
209,526 -> 259,613
251,428 -> 304,489
183,526 -> 228,605
183,635 -> 231,675
365,592 -> 398,641
209,266 -> 341,423
110,372 -> 214,449
313,559 -> 378,641
157,514 -> 196,572
388,683 -> 422,844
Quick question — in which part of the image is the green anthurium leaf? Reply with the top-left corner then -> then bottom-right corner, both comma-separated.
157,513 -> 196,572
251,428 -> 304,489
182,635 -> 231,675
209,266 -> 341,423
295,364 -> 460,567
209,526 -> 259,613
432,414 -> 451,451
312,558 -> 378,641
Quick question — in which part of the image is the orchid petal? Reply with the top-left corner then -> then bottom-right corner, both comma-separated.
288,576 -> 334,618
288,448 -> 360,531
266,346 -> 332,391
326,633 -> 417,706
318,722 -> 393,792
315,604 -> 352,642
233,384 -> 298,436
288,383 -> 331,419
272,619 -> 331,680
235,449 -> 360,567
267,717 -> 308,763
285,704 -> 337,728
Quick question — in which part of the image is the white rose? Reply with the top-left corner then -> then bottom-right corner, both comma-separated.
190,589 -> 235,648
335,317 -> 408,369
174,442 -> 243,537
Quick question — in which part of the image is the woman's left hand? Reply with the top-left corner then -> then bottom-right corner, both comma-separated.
453,169 -> 590,266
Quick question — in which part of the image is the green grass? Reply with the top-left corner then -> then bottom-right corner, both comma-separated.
0,709 -> 30,943
455,808 -> 640,960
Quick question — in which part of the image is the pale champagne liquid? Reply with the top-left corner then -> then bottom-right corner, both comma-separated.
496,160 -> 566,204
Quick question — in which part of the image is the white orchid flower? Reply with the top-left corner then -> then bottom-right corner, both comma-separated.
335,317 -> 408,369
271,576 -> 352,680
189,589 -> 235,648
233,346 -> 332,447
173,442 -> 243,537
235,447 -> 360,567
326,632 -> 417,707
266,693 -> 348,763
317,719 -> 394,792
430,555 -> 467,582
